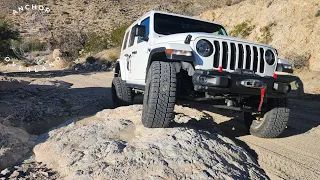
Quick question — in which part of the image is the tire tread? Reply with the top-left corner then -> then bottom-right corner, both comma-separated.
142,61 -> 176,128
112,77 -> 133,107
250,98 -> 290,138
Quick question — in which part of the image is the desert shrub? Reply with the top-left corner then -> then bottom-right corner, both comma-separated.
229,21 -> 255,38
109,23 -> 131,47
86,56 -> 96,64
0,18 -> 19,58
257,26 -> 273,44
181,2 -> 200,16
22,39 -> 47,52
285,53 -> 310,69
316,10 -> 320,17
51,22 -> 129,59
83,33 -> 109,54
226,0 -> 234,6
94,49 -> 120,65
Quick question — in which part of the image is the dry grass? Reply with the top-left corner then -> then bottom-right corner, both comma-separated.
1,58 -> 28,67
94,49 -> 120,64
51,58 -> 72,69
285,52 -> 310,69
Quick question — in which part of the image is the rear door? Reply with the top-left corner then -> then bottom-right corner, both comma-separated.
120,26 -> 135,81
124,23 -> 139,81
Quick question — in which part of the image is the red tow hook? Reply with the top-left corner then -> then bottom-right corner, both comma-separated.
258,88 -> 266,111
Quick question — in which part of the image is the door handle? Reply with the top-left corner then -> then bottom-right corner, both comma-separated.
132,51 -> 137,54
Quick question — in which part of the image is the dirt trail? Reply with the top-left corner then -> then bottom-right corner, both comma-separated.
190,101 -> 320,180
1,70 -> 319,179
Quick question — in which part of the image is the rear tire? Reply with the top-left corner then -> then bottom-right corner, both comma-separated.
245,98 -> 290,138
112,77 -> 133,107
142,61 -> 177,128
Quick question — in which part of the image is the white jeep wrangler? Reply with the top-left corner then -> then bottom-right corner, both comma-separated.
112,11 -> 291,138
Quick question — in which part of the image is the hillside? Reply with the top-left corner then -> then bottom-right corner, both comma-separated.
0,0 -> 242,59
200,0 -> 320,71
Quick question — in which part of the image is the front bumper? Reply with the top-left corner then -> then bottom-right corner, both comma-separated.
192,70 -> 291,98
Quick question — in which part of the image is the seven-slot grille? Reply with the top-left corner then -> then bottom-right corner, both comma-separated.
212,40 -> 266,73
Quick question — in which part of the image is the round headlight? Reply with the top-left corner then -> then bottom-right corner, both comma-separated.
265,50 -> 275,65
196,39 -> 213,57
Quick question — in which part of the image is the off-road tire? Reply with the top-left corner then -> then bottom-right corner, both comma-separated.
112,77 -> 133,107
142,61 -> 177,128
246,98 -> 290,138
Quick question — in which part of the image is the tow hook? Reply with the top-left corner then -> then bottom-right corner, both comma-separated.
238,79 -> 266,111
239,79 -> 266,89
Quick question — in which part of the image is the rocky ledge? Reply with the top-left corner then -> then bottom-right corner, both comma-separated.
32,105 -> 268,179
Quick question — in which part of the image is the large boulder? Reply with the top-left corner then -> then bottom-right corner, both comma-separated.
52,49 -> 62,60
0,123 -> 36,170
34,105 -> 268,179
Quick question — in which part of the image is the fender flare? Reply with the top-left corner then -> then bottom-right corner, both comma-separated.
114,61 -> 120,77
146,44 -> 195,80
114,59 -> 128,80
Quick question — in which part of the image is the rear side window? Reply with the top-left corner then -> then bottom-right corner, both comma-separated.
122,32 -> 129,50
138,17 -> 150,43
128,24 -> 137,47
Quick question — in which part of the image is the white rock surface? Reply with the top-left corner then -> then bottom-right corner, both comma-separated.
34,105 -> 268,179
0,124 -> 36,170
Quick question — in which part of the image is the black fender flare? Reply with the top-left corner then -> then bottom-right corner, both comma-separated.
114,61 -> 120,77
146,47 -> 195,80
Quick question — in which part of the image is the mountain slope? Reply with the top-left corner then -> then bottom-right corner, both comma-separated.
200,0 -> 320,71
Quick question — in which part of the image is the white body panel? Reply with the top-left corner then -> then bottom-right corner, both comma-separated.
119,10 -> 278,85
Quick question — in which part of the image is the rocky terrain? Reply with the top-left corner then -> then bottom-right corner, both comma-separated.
33,105 -> 268,179
0,0 -> 243,56
0,71 -> 271,179
0,69 -> 319,179
1,0 -> 242,32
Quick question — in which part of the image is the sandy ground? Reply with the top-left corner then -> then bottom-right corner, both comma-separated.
1,68 -> 319,179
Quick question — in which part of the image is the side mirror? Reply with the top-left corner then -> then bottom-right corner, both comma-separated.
134,25 -> 148,41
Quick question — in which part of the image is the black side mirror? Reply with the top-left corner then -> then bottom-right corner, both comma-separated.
134,25 -> 148,41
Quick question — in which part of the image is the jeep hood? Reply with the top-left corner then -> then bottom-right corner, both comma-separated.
154,32 -> 273,49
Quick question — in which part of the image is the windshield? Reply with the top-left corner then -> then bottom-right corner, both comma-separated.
154,13 -> 227,36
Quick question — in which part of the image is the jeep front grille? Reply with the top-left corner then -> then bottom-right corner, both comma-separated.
212,40 -> 265,73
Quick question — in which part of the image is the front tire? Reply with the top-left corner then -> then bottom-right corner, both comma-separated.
142,61 -> 177,128
245,98 -> 290,138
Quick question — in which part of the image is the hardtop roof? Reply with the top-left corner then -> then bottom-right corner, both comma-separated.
129,10 -> 225,29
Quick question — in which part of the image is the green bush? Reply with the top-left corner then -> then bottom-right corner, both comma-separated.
109,23 -> 131,47
229,21 -> 255,38
257,26 -> 273,44
83,33 -> 109,54
0,18 -> 19,58
22,39 -> 47,52
316,10 -> 320,17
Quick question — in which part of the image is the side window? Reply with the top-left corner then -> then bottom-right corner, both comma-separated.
122,32 -> 129,50
128,24 -> 137,47
138,17 -> 150,43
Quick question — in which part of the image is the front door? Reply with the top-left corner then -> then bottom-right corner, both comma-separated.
129,17 -> 151,81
